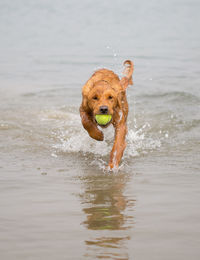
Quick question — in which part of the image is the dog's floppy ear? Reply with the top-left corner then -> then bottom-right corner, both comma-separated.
117,90 -> 124,110
81,80 -> 93,112
81,94 -> 88,111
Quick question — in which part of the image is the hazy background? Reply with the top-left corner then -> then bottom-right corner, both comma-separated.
0,0 -> 200,259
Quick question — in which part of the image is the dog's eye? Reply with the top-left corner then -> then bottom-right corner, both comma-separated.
93,96 -> 98,100
108,96 -> 113,100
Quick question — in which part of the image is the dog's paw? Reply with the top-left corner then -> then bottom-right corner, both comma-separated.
90,130 -> 104,141
97,131 -> 104,141
106,163 -> 119,173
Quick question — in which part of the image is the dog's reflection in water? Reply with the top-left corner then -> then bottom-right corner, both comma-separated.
80,170 -> 135,259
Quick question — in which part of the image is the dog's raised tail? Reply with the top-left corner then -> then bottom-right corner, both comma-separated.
120,60 -> 134,89
123,60 -> 134,85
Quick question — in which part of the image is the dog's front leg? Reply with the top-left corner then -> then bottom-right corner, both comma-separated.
80,107 -> 104,141
108,123 -> 127,169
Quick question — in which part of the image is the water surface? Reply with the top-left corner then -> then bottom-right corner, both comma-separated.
0,0 -> 200,259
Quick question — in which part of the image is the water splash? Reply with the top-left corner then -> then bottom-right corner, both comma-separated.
53,122 -> 115,156
47,110 -> 161,160
38,107 -> 173,172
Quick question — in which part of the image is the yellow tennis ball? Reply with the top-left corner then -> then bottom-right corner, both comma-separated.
95,114 -> 112,125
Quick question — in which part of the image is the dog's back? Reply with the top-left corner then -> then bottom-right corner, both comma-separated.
82,68 -> 121,95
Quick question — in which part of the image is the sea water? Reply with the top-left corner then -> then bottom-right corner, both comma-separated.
0,0 -> 200,259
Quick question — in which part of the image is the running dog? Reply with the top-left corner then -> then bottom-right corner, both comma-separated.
80,60 -> 134,169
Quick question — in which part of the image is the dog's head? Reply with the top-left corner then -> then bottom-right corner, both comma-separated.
82,80 -> 123,127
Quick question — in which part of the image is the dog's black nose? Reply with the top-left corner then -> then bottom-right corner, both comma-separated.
99,106 -> 108,114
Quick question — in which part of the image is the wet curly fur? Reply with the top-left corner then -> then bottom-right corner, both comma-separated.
80,60 -> 134,169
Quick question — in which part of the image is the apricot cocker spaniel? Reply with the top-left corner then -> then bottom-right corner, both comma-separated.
80,60 -> 134,170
